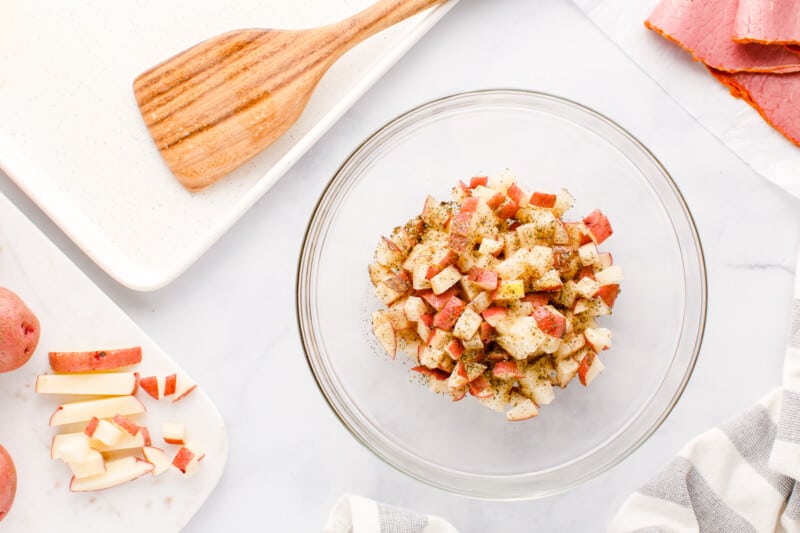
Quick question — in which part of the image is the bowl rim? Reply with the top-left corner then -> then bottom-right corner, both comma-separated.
296,88 -> 708,500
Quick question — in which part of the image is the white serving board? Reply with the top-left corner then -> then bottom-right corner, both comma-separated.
0,191 -> 228,530
0,0 -> 455,291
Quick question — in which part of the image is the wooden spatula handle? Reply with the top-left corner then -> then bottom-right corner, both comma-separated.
334,0 -> 447,49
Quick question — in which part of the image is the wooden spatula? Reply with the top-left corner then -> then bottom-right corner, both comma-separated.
133,0 -> 447,192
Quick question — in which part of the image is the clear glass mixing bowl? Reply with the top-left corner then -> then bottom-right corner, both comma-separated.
297,89 -> 706,499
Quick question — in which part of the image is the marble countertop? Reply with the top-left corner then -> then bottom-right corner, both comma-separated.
2,0 -> 800,530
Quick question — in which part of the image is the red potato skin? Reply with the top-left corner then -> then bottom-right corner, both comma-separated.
164,374 -> 177,396
432,296 -> 466,331
530,192 -> 557,208
583,210 -> 613,244
84,417 -> 100,437
113,415 -> 140,436
532,307 -> 566,338
411,366 -> 449,380
141,427 -> 152,447
48,347 -> 142,373
469,176 -> 488,188
578,352 -> 596,386
172,447 -> 195,472
460,197 -> 479,213
596,284 -> 620,308
0,445 -> 16,522
139,376 -> 159,399
0,287 -> 41,373
171,384 -> 197,403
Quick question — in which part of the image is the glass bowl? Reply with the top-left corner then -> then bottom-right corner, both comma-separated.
297,89 -> 706,499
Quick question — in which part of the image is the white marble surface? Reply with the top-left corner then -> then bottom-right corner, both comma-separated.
2,0 -> 800,530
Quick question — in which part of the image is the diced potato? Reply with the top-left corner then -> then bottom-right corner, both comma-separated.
412,263 -> 432,291
471,185 -> 498,202
584,327 -> 612,352
495,249 -> 529,280
419,346 -> 445,369
574,277 -> 601,299
552,221 -> 570,245
555,334 -> 586,358
426,330 -> 450,351
465,362 -> 488,381
532,378 -> 555,405
468,291 -> 492,314
453,308 -> 482,340
496,316 -> 546,360
506,396 -> 539,421
489,170 -> 516,192
456,253 -> 477,275
556,357 -> 580,388
527,246 -> 554,277
595,265 -> 624,285
478,238 -> 504,256
553,188 -> 574,217
540,335 -> 561,354
368,262 -> 392,287
553,280 -> 578,308
403,296 -> 428,322
386,301 -> 411,330
516,223 -> 539,248
473,253 -> 499,271
375,237 -> 405,268
532,269 -> 563,292
430,265 -> 461,295
583,355 -> 605,385
375,281 -> 404,305
503,232 -> 520,258
462,334 -> 484,352
493,280 -> 524,300
574,298 -> 611,316
578,242 -> 600,267
507,300 -> 534,317
421,196 -> 451,228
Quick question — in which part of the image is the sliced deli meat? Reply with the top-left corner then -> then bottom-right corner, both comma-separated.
734,0 -> 800,45
709,68 -> 800,147
645,0 -> 800,73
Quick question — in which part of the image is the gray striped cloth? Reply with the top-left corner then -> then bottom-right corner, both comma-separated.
610,258 -> 800,532
327,256 -> 800,533
325,494 -> 457,533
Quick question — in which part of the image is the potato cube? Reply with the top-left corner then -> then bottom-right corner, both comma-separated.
496,316 -> 546,359
430,265 -> 461,295
595,265 -> 624,285
578,242 -> 600,267
574,277 -> 601,299
493,280 -> 524,300
403,296 -> 428,322
495,249 -> 529,280
478,238 -> 504,256
553,188 -> 575,217
453,308 -> 482,340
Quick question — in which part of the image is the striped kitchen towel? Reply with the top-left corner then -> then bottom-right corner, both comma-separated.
324,494 -> 458,533
609,252 -> 800,532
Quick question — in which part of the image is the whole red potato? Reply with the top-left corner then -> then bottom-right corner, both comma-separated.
0,445 -> 16,522
0,287 -> 40,373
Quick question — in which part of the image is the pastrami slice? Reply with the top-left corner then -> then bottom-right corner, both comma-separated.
646,0 -> 800,73
734,0 -> 800,46
709,68 -> 800,147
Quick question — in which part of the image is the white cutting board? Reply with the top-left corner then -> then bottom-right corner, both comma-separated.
0,191 -> 228,530
0,0 -> 455,291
